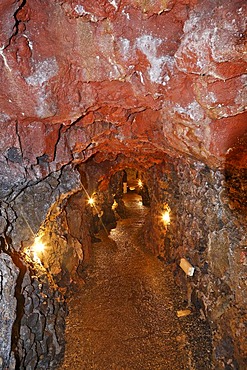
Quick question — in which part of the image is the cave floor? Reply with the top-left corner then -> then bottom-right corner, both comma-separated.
60,193 -> 212,370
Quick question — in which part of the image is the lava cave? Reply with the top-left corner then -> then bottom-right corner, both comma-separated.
0,0 -> 246,369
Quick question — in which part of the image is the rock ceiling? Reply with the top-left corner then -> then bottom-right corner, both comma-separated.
0,0 -> 246,172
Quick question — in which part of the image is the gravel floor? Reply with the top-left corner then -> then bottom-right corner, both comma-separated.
60,193 -> 212,370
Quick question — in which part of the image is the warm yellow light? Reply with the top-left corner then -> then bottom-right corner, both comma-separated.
32,237 -> 45,254
161,204 -> 171,227
112,199 -> 118,210
162,211 -> 170,225
25,236 -> 46,265
138,179 -> 143,187
88,197 -> 95,206
23,236 -> 46,266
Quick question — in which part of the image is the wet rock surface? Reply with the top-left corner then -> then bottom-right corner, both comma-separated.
61,193 -> 211,369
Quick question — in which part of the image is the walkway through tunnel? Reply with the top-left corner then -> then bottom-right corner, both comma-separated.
0,2 -> 246,369
56,163 -> 212,369
6,152 -> 244,370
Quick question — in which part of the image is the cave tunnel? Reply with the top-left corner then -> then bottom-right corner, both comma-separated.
0,0 -> 247,369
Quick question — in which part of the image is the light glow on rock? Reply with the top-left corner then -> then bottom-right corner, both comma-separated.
25,236 -> 46,265
88,197 -> 95,206
138,179 -> 143,188
162,211 -> 170,224
161,204 -> 171,227
32,238 -> 45,254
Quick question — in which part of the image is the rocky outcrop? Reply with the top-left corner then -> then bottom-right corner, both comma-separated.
144,157 -> 247,369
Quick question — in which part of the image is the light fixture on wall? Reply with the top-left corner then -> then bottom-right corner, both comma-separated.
31,236 -> 45,263
88,196 -> 95,206
138,179 -> 143,188
112,199 -> 118,210
24,235 -> 46,266
161,203 -> 171,227
162,211 -> 170,224
32,237 -> 45,254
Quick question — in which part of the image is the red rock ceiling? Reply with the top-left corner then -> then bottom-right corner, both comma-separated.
0,0 -> 246,170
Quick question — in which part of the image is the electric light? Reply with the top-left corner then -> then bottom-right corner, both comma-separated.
88,197 -> 95,206
25,236 -> 46,265
112,199 -> 118,210
138,179 -> 143,188
162,211 -> 170,225
30,236 -> 45,258
161,203 -> 171,227
31,236 -> 45,255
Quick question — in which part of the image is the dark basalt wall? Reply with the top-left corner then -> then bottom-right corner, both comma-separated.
145,157 -> 247,369
0,165 -> 82,369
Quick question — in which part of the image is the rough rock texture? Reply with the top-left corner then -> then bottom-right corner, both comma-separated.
145,157 -> 247,369
0,253 -> 19,370
17,263 -> 66,370
0,251 -> 67,370
0,165 -> 81,250
0,164 -> 82,369
0,0 -> 246,369
0,0 -> 245,172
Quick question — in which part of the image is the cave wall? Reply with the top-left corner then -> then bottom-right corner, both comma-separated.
17,262 -> 66,370
145,158 -> 247,369
0,155 -> 136,369
0,250 -> 67,370
0,0 -> 246,368
0,253 -> 18,369
172,160 -> 247,369
0,165 -> 83,369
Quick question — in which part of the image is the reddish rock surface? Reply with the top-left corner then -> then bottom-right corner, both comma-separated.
0,0 -> 246,170
0,2 -> 246,369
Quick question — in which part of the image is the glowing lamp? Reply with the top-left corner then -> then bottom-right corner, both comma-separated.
161,203 -> 171,227
162,211 -> 170,225
27,236 -> 46,265
112,200 -> 118,210
138,179 -> 143,188
31,237 -> 45,255
33,241 -> 45,254
88,197 -> 95,206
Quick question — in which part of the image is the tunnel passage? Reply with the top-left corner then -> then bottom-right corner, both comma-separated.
0,0 -> 246,367
61,189 -> 212,369
1,151 -> 247,369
